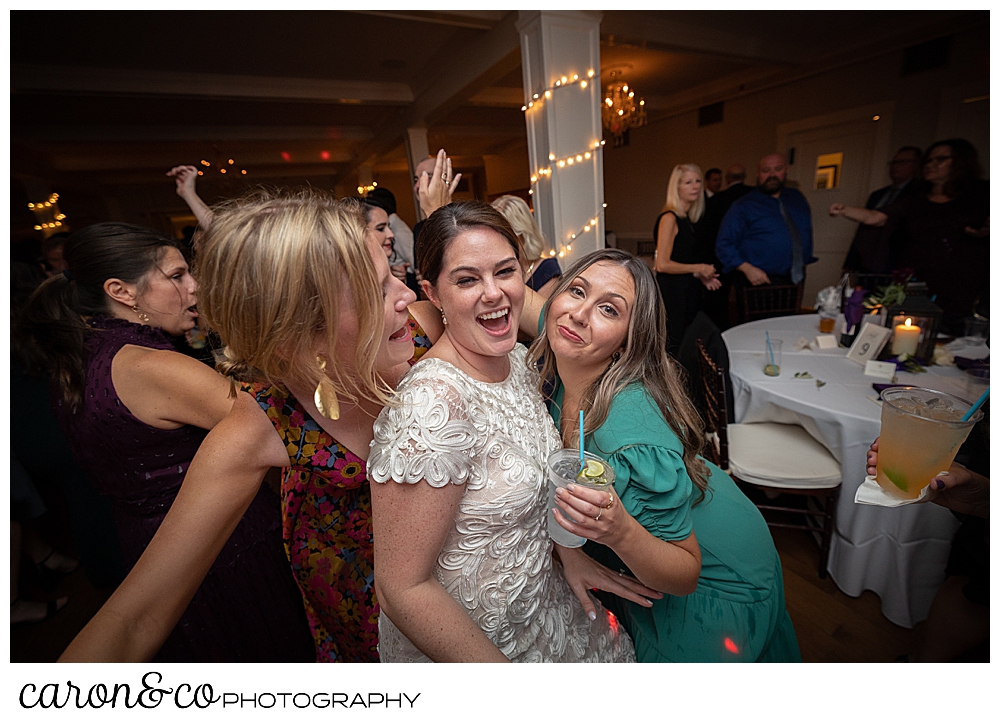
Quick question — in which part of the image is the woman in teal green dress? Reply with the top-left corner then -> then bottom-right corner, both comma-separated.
528,248 -> 801,662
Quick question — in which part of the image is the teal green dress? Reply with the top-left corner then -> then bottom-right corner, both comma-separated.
550,382 -> 801,663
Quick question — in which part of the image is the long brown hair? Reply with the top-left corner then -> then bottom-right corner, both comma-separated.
528,248 -> 710,500
16,223 -> 184,407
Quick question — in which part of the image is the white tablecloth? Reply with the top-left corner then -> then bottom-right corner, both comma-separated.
722,314 -> 988,628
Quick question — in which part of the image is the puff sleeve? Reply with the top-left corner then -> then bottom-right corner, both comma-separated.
605,443 -> 693,542
368,375 -> 485,490
590,384 -> 695,542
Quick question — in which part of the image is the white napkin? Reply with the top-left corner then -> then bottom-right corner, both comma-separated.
855,475 -> 939,507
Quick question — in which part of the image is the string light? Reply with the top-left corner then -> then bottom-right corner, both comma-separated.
29,193 -> 66,235
530,141 -> 604,184
357,181 -> 379,195
520,69 -> 595,113
522,68 -> 609,259
545,205 -> 608,259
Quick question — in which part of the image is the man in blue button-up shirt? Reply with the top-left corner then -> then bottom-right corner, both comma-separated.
716,153 -> 817,287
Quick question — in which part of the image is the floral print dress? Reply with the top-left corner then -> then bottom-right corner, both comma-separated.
246,314 -> 431,662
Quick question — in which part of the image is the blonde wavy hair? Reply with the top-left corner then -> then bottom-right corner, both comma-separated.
528,248 -> 710,501
195,188 -> 390,406
491,195 -> 546,261
662,163 -> 705,222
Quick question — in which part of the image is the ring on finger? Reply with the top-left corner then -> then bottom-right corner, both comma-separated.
603,492 -> 615,509
441,174 -> 448,181
595,508 -> 602,522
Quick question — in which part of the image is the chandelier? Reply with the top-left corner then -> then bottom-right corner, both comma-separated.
602,70 -> 647,146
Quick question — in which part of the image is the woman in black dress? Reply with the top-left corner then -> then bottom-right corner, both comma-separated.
653,164 -> 721,355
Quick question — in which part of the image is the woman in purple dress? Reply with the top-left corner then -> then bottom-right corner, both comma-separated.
18,222 -> 314,662
58,189 -> 445,662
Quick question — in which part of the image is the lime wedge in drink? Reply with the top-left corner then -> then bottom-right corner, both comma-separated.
577,459 -> 607,483
883,468 -> 908,492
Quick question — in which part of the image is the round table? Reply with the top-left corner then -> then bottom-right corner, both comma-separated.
722,314 -> 988,628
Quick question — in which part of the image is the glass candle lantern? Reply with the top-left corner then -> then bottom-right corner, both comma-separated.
883,296 -> 943,363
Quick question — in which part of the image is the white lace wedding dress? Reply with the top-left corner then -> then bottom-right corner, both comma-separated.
369,345 -> 635,663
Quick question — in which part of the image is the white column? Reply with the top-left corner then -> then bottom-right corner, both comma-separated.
405,127 -> 430,220
517,10 -> 605,268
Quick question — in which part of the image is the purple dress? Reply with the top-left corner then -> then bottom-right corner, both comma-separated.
54,315 -> 314,662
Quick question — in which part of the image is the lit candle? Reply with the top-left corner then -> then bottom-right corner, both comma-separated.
891,317 -> 921,357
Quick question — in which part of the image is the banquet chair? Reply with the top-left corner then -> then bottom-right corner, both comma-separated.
696,339 -> 842,577
737,284 -> 804,323
677,312 -> 735,424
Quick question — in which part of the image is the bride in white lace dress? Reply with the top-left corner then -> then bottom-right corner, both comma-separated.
369,202 -> 651,662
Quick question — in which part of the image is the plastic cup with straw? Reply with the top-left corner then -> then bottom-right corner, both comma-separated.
961,388 -> 989,422
764,331 -> 781,376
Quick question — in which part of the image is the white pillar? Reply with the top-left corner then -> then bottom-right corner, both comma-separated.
517,10 -> 605,268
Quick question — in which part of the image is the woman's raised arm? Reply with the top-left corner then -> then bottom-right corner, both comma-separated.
167,165 -> 214,229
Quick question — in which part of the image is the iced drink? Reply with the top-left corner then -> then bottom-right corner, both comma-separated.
764,338 -> 782,376
546,449 -> 615,548
875,387 -> 983,499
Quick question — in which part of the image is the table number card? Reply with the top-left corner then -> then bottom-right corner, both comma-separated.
846,323 -> 892,365
864,360 -> 897,381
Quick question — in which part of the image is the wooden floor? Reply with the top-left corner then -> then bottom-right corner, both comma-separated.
771,526 -> 921,662
12,522 -> 926,663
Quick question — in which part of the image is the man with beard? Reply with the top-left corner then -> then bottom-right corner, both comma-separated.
716,153 -> 816,296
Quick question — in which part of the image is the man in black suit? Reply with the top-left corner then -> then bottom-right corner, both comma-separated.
697,164 -> 754,329
842,146 -> 921,273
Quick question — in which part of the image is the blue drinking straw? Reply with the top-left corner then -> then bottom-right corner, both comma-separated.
579,410 -> 585,473
765,331 -> 775,367
961,388 -> 989,422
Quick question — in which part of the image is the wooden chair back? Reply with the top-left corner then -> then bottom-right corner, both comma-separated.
696,338 -> 730,469
738,284 -> 804,323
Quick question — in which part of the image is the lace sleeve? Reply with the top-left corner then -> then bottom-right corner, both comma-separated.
369,375 -> 483,488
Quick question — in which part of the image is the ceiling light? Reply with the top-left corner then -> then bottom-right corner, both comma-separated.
602,70 -> 647,146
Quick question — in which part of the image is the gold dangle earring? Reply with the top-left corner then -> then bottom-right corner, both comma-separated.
132,305 -> 150,323
313,357 -> 340,420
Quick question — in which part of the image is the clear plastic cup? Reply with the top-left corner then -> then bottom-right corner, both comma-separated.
964,316 -> 988,345
546,449 -> 615,548
876,387 -> 983,499
764,338 -> 782,376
